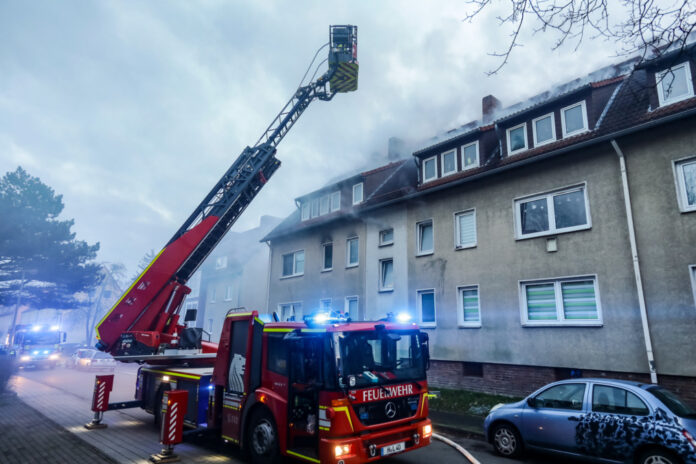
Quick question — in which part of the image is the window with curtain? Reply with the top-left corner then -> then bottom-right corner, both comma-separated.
462,142 -> 479,169
455,210 -> 476,248
521,277 -> 601,325
458,286 -> 480,327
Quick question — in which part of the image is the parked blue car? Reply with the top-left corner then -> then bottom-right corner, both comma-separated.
483,379 -> 696,463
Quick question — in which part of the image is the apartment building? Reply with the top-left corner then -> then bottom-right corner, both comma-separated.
263,46 -> 696,399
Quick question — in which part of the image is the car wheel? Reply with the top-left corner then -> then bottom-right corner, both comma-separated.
247,408 -> 279,464
638,449 -> 680,464
492,423 -> 523,458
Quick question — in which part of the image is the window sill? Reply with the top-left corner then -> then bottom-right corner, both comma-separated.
507,148 -> 528,157
378,288 -> 394,293
422,177 -> 437,184
455,244 -> 477,251
279,273 -> 304,280
379,242 -> 394,247
678,206 -> 696,214
459,324 -> 482,328
516,224 -> 591,241
416,251 -> 434,257
321,268 -> 333,273
521,321 -> 603,327
420,324 -> 436,329
562,127 -> 589,138
658,93 -> 694,108
534,138 -> 556,148
441,170 -> 457,178
462,163 -> 480,171
345,263 -> 359,269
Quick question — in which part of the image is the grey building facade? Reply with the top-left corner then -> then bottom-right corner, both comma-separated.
263,48 -> 696,400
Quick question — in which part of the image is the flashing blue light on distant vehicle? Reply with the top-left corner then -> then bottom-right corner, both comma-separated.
314,313 -> 330,324
32,350 -> 39,355
43,350 -> 49,354
396,312 -> 412,323
50,325 -> 60,331
208,385 -> 214,391
32,325 -> 42,332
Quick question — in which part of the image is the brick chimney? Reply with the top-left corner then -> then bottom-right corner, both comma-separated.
482,95 -> 502,124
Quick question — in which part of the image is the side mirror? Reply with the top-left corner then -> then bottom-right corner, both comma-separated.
527,397 -> 537,408
184,309 -> 197,322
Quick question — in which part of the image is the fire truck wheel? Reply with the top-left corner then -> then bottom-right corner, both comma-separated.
247,408 -> 279,464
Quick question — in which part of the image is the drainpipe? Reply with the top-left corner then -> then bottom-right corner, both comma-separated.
264,240 -> 273,316
610,139 -> 658,384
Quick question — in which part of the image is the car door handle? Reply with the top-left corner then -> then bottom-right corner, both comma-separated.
568,416 -> 580,421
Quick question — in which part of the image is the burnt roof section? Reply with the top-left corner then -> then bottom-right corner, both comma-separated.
262,160 -> 417,241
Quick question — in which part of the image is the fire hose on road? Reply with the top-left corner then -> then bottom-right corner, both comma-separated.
433,433 -> 482,464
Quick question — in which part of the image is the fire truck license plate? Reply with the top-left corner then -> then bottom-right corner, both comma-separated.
381,442 -> 405,456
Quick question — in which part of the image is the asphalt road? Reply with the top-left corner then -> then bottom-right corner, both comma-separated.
16,365 -> 573,464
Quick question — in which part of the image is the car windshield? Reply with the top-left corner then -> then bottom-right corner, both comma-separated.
18,331 -> 60,346
333,330 -> 425,388
646,386 -> 696,418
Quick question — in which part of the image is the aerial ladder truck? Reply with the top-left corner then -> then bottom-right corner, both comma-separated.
92,26 -> 433,464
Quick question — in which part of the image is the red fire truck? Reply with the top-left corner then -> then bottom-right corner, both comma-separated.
92,25 -> 433,463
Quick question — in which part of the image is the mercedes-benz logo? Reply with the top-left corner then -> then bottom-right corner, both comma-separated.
384,401 -> 397,419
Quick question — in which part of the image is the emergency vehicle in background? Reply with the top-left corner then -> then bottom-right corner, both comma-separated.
91,25 -> 434,463
11,324 -> 64,369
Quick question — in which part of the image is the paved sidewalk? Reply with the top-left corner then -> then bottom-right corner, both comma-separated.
429,409 -> 486,437
9,375 -> 241,464
0,391 -> 118,464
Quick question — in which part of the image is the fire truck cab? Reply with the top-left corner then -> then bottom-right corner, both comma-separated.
136,310 -> 432,463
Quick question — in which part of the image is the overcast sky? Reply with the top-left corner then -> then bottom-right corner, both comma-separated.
1,1 -> 630,275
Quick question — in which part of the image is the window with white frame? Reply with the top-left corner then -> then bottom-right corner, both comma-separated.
675,157 -> 696,212
379,228 -> 394,246
521,277 -> 602,326
322,242 -> 333,271
224,285 -> 233,301
441,149 -> 457,176
657,62 -> 694,106
346,237 -> 359,267
533,113 -> 556,146
462,142 -> 479,169
561,101 -> 588,137
416,220 -> 434,255
507,123 -> 527,154
320,195 -> 330,215
423,156 -> 437,182
279,302 -> 302,321
330,191 -> 341,212
281,250 -> 305,277
515,185 -> 590,239
455,209 -> 477,249
311,198 -> 319,218
352,182 -> 364,205
458,286 -> 480,327
320,298 -> 332,312
215,256 -> 227,270
380,258 -> 394,291
345,296 -> 359,320
418,289 -> 436,327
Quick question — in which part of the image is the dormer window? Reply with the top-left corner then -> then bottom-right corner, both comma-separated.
311,198 -> 319,217
352,182 -> 364,205
301,190 -> 341,221
330,191 -> 341,212
301,201 -> 310,220
462,141 -> 479,169
507,123 -> 527,155
657,62 -> 694,106
533,113 -> 556,146
320,195 -> 330,215
441,149 -> 457,176
423,156 -> 437,182
561,101 -> 588,137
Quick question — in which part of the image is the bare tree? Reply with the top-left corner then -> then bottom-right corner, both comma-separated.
465,0 -> 696,74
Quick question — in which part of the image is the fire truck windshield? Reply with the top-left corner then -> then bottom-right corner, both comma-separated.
333,330 -> 426,388
16,331 -> 60,347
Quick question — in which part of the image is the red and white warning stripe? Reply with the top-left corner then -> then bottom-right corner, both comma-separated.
168,402 -> 178,442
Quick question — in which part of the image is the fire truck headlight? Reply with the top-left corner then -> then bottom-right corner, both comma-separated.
20,355 -> 31,362
32,350 -> 39,355
162,375 -> 170,382
49,354 -> 59,360
334,444 -> 351,457
423,424 -> 432,438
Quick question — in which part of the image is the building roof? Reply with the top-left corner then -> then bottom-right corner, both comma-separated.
264,47 -> 696,242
